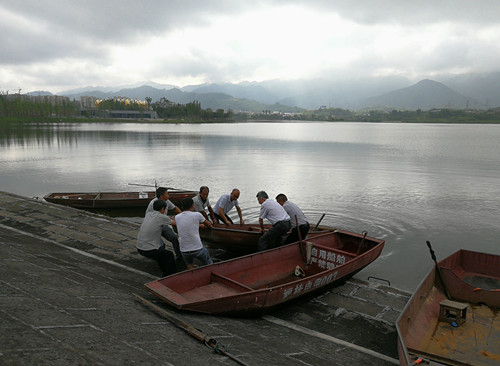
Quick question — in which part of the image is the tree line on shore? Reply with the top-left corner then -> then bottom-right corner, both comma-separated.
0,95 -> 234,121
1,94 -> 500,123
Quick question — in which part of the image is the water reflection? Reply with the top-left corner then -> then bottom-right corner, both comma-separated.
0,122 -> 202,148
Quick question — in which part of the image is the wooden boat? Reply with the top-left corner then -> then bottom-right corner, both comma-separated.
199,223 -> 336,253
396,249 -> 500,366
144,229 -> 384,316
43,190 -> 196,209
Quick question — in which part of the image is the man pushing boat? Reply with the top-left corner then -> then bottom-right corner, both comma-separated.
212,188 -> 244,226
256,191 -> 291,251
146,187 -> 182,260
176,197 -> 213,269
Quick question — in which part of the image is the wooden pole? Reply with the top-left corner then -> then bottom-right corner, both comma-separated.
134,294 -> 250,366
426,241 -> 452,299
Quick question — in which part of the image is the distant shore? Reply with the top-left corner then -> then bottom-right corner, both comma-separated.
1,115 -> 500,124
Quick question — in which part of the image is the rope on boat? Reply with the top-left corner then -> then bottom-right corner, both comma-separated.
133,293 -> 250,366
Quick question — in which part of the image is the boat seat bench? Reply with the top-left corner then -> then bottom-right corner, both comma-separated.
310,243 -> 356,260
211,272 -> 254,292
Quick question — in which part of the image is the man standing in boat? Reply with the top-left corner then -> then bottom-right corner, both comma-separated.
175,197 -> 213,269
276,193 -> 310,244
213,188 -> 244,225
193,186 -> 216,223
136,199 -> 176,277
146,187 -> 182,260
256,191 -> 291,251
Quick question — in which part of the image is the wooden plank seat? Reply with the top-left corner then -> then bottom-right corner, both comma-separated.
211,272 -> 254,292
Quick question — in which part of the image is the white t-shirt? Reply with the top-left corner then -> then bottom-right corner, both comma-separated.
145,197 -> 175,214
259,199 -> 290,225
136,211 -> 173,251
175,211 -> 206,252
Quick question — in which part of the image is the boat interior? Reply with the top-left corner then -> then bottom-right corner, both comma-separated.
441,249 -> 500,291
407,292 -> 500,365
399,263 -> 500,366
152,231 -> 376,304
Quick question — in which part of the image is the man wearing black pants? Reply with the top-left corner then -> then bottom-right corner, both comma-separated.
256,191 -> 291,251
276,193 -> 310,244
136,199 -> 176,277
146,187 -> 182,259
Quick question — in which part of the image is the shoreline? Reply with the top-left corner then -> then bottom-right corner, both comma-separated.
2,116 -> 500,124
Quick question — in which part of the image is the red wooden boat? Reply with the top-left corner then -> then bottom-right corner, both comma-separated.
144,229 -> 384,316
199,223 -> 336,253
396,249 -> 500,366
43,190 -> 196,209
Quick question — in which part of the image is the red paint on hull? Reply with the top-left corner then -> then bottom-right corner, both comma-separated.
396,249 -> 500,366
144,230 -> 385,316
44,190 -> 196,209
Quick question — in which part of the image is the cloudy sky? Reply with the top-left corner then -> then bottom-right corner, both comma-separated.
1,0 -> 499,94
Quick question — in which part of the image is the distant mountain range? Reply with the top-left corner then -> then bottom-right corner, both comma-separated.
361,79 -> 472,110
31,72 -> 500,112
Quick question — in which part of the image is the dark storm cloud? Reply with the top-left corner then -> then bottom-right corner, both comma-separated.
2,0 -> 500,92
2,0 -> 498,65
0,0 -> 247,64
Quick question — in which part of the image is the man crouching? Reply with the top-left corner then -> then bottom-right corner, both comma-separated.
176,197 -> 213,269
136,199 -> 176,277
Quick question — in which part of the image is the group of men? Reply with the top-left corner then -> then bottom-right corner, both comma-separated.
136,186 -> 309,277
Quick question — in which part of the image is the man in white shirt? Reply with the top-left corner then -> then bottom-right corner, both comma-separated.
192,186 -> 216,223
276,193 -> 310,244
256,191 -> 291,251
175,197 -> 213,269
136,199 -> 176,277
145,187 -> 182,260
213,188 -> 244,225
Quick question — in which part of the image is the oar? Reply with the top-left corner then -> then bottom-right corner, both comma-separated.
134,294 -> 250,366
296,215 -> 307,263
426,240 -> 451,299
313,213 -> 326,231
356,231 -> 368,256
129,183 -> 156,188
128,183 -> 176,190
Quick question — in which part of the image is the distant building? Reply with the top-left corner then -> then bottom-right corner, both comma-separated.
5,94 -> 70,106
80,96 -> 98,109
31,95 -> 70,106
79,96 -> 158,119
105,110 -> 158,119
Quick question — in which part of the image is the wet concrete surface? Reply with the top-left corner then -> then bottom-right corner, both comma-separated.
0,191 -> 409,365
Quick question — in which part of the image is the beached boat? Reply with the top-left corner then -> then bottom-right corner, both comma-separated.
43,190 -> 196,209
144,229 -> 384,316
396,249 -> 500,366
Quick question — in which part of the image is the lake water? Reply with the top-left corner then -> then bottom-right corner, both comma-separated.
1,121 -> 499,292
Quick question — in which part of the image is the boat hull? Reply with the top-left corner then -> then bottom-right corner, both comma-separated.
44,190 -> 196,209
396,249 -> 500,366
199,223 -> 336,253
144,230 -> 384,316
